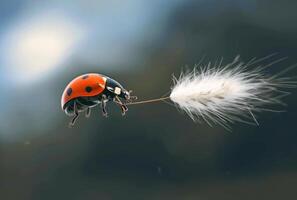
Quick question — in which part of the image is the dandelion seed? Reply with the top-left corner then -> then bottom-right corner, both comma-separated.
169,56 -> 296,128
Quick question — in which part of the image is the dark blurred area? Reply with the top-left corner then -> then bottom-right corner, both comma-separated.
0,0 -> 297,200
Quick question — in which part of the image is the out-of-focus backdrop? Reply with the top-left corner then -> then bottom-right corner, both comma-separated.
0,1 -> 297,200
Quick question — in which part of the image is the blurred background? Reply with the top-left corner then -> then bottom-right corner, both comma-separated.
0,0 -> 297,199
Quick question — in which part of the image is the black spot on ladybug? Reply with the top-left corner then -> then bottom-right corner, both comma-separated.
82,75 -> 89,79
85,86 -> 92,93
67,88 -> 72,96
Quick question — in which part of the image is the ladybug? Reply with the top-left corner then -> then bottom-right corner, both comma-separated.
61,73 -> 136,126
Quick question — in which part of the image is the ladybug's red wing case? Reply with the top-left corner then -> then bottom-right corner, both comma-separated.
61,73 -> 107,110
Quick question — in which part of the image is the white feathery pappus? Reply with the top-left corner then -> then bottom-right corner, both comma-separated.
169,55 -> 296,129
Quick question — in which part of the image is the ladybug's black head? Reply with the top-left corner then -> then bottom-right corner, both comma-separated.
119,89 -> 130,100
119,89 -> 138,102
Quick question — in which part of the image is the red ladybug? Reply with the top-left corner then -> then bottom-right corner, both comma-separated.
61,73 -> 136,126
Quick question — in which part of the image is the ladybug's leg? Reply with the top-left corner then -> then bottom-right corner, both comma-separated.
101,95 -> 108,117
69,101 -> 79,127
85,107 -> 91,118
114,96 -> 128,116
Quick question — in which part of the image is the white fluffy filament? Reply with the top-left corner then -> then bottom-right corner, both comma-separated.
170,56 -> 296,129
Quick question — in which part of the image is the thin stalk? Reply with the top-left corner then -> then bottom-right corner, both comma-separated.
125,96 -> 171,105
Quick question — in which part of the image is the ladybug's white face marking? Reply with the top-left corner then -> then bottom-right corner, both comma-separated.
114,87 -> 121,95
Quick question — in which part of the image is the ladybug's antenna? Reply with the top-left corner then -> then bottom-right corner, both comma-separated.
123,96 -> 171,106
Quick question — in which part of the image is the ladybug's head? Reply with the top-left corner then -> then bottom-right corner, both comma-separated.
119,89 -> 130,100
120,89 -> 138,102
